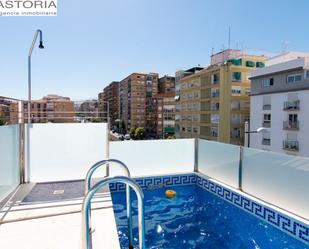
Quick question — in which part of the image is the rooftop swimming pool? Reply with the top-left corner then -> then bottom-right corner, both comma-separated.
110,174 -> 309,249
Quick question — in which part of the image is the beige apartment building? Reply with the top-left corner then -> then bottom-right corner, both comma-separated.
179,49 -> 266,145
119,72 -> 158,131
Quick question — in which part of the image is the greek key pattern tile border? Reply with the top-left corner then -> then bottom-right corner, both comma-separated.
109,173 -> 196,192
195,175 -> 309,245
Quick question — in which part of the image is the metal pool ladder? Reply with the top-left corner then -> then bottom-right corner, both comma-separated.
84,159 -> 133,246
82,160 -> 146,249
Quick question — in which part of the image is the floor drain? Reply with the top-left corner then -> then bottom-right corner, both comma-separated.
53,189 -> 65,195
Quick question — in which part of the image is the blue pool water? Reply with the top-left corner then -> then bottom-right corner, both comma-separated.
111,184 -> 308,249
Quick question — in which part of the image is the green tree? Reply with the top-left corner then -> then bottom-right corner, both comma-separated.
129,127 -> 136,139
0,113 -> 6,126
135,127 -> 145,140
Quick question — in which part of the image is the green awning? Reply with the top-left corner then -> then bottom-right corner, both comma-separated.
229,58 -> 242,66
246,60 -> 255,67
164,127 -> 175,133
256,61 -> 265,68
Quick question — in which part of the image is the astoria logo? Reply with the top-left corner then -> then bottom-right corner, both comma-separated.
0,0 -> 56,8
0,0 -> 57,16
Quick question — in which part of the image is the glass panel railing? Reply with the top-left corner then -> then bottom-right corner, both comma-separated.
110,139 -> 195,177
242,147 -> 309,219
197,139 -> 240,188
27,123 -> 108,182
0,125 -> 20,203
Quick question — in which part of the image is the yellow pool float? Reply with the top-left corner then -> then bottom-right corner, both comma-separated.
165,189 -> 176,199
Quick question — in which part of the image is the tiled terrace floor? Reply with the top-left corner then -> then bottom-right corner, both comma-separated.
0,181 -> 120,249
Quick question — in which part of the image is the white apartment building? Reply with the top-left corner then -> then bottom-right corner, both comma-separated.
250,52 -> 309,157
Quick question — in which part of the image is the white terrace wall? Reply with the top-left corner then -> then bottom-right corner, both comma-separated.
27,123 -> 108,182
197,139 -> 240,189
0,125 -> 20,203
242,147 -> 309,220
109,139 -> 195,177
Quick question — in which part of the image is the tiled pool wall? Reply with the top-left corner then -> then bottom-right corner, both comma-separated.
109,173 -> 309,245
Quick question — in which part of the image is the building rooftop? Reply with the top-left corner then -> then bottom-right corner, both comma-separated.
0,122 -> 308,248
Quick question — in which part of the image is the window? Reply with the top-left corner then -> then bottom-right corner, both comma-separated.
263,96 -> 271,110
211,74 -> 219,84
232,72 -> 242,81
287,74 -> 302,83
262,78 -> 274,87
306,70 -> 309,79
263,114 -> 271,127
193,127 -> 198,133
262,132 -> 271,146
231,88 -> 241,95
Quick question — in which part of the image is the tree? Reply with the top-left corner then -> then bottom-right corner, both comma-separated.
129,127 -> 136,139
135,127 -> 145,140
0,113 -> 6,126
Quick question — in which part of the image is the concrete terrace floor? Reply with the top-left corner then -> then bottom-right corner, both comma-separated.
0,181 -> 120,249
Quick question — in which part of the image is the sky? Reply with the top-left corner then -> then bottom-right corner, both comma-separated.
1,0 -> 309,100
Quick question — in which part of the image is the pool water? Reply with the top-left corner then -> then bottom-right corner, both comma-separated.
111,184 -> 308,249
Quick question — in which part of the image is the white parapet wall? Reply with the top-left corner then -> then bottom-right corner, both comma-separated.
109,139 -> 195,177
0,125 -> 20,202
242,147 -> 309,220
26,123 -> 108,182
197,139 -> 240,189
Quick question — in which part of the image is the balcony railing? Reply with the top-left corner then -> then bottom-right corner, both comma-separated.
262,121 -> 271,128
262,138 -> 271,145
263,104 -> 271,110
283,121 -> 299,130
211,92 -> 220,98
283,140 -> 299,151
283,100 -> 300,111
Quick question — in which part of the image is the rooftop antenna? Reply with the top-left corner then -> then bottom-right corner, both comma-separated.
211,47 -> 214,56
228,26 -> 231,50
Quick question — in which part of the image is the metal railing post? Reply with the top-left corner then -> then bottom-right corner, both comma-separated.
194,138 -> 199,172
238,146 -> 244,191
18,100 -> 25,184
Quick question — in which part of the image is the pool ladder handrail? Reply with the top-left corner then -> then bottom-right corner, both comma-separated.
81,175 -> 146,249
84,159 -> 133,248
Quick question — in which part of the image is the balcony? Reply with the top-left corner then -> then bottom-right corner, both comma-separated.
283,140 -> 299,151
262,138 -> 271,145
283,120 -> 299,130
262,104 -> 271,110
211,92 -> 220,98
0,123 -> 308,249
262,121 -> 271,128
283,100 -> 300,111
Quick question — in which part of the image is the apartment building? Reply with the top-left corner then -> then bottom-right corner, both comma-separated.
98,81 -> 119,125
178,49 -> 266,145
250,51 -> 309,157
12,94 -> 75,123
153,92 -> 176,138
78,99 -> 99,122
158,75 -> 175,93
0,97 -> 11,125
175,67 -> 204,138
119,72 -> 158,131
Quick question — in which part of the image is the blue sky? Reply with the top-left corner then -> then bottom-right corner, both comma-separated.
1,0 -> 309,100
